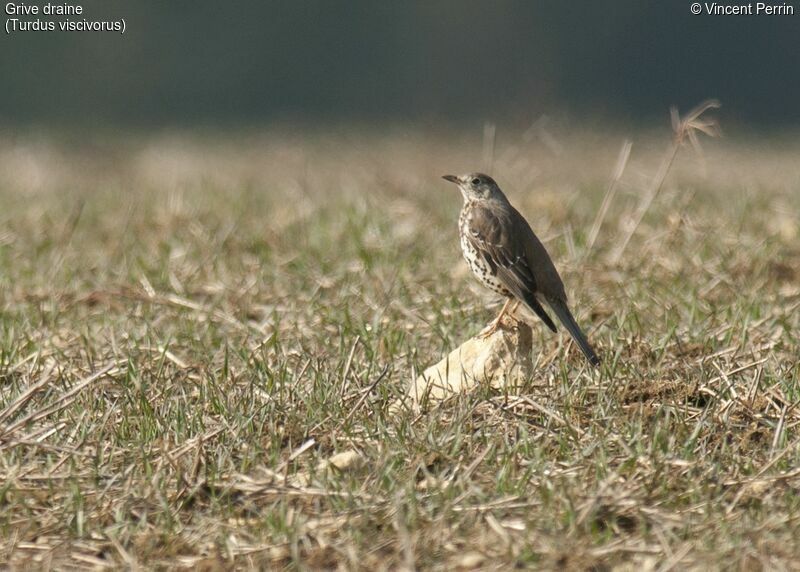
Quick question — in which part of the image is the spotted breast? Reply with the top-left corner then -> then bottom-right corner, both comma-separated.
459,202 -> 511,297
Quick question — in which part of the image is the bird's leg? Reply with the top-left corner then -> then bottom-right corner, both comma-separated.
477,298 -> 514,339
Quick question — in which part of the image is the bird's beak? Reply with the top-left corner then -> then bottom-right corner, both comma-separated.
442,174 -> 459,184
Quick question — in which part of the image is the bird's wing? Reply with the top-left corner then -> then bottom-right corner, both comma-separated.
508,204 -> 567,302
466,204 -> 537,293
466,203 -> 557,332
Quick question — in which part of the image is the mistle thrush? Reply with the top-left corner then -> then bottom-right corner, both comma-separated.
442,172 -> 600,367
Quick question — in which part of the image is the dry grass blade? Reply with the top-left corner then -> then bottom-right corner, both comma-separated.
482,121 -> 497,173
0,362 -> 119,441
0,366 -> 55,427
610,99 -> 720,264
586,139 -> 633,254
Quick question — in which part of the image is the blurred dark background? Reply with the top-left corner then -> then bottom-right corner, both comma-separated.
2,0 -> 799,128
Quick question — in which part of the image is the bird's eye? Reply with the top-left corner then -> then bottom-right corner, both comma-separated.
471,177 -> 481,185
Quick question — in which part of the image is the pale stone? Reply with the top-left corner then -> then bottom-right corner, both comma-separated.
323,450 -> 365,472
289,449 -> 366,487
394,315 -> 533,412
456,552 -> 486,569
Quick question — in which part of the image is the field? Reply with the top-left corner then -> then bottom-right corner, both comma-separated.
1,123 -> 799,570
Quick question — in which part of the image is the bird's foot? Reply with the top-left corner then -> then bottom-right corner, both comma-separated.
476,298 -> 519,339
476,315 -> 513,339
476,321 -> 500,339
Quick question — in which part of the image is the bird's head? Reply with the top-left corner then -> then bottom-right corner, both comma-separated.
442,172 -> 504,202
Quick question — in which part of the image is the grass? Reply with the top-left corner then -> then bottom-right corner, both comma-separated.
0,124 -> 799,569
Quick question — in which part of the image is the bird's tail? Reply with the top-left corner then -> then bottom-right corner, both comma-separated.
546,299 -> 601,367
